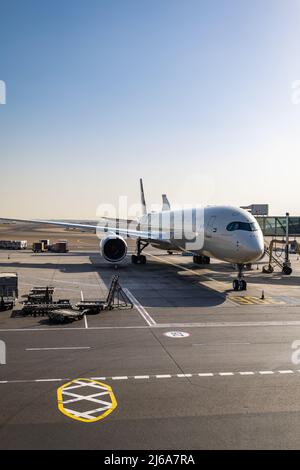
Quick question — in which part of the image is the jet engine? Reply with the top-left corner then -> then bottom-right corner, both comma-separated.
100,235 -> 127,263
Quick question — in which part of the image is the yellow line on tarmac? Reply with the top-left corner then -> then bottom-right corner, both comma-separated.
57,378 -> 117,423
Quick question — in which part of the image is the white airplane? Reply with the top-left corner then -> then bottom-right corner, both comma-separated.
0,179 -> 265,291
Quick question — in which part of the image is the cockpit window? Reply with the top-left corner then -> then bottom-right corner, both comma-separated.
226,221 -> 258,232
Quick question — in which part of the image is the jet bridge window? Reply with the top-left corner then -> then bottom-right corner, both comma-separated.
226,222 -> 258,232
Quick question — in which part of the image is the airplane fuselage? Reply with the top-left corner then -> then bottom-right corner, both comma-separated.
138,205 -> 264,264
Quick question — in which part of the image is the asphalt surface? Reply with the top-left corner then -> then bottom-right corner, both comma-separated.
1,224 -> 300,449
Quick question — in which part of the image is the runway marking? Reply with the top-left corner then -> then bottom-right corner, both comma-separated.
57,378 -> 117,423
25,276 -> 100,288
229,295 -> 286,306
3,369 -> 300,385
158,321 -> 300,328
26,347 -> 91,351
193,342 -> 251,346
36,378 -> 64,382
4,319 -> 300,334
84,314 -> 88,329
123,288 -> 156,326
164,331 -> 190,338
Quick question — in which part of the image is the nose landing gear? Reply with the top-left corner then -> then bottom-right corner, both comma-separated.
233,264 -> 247,291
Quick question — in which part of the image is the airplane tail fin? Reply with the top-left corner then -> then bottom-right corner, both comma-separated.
140,178 -> 147,215
162,194 -> 171,211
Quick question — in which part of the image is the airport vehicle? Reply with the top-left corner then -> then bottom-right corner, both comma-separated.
31,240 -> 68,253
0,240 -> 27,250
25,286 -> 55,304
40,239 -> 50,249
0,273 -> 18,310
32,241 -> 46,253
50,240 -> 69,253
0,180 -> 264,291
21,276 -> 132,321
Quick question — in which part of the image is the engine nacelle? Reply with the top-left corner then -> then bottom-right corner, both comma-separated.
100,235 -> 127,263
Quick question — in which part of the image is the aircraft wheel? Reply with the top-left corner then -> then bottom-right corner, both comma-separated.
140,255 -> 147,264
193,255 -> 210,265
240,279 -> 247,291
263,265 -> 274,274
282,265 -> 292,275
233,280 -> 239,291
131,255 -> 138,264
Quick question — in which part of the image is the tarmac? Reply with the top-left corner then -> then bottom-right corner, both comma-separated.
1,223 -> 300,449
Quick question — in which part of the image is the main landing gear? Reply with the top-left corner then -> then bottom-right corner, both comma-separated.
233,264 -> 247,291
131,239 -> 149,265
193,255 -> 210,265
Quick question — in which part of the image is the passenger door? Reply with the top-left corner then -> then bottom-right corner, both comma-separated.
205,216 -> 217,239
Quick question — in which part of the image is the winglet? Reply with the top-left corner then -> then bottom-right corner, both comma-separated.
140,178 -> 147,215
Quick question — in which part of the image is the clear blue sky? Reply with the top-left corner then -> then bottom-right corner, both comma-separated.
1,0 -> 300,218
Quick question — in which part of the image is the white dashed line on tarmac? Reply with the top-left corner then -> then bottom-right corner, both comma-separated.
3,320 -> 300,332
2,370 -> 300,384
35,379 -> 65,382
26,347 -> 91,351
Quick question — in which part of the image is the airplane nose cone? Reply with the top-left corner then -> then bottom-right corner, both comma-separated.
240,236 -> 264,262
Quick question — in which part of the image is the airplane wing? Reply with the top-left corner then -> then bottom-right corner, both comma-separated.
0,217 -> 167,241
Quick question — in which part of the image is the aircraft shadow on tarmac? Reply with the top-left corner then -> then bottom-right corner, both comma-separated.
0,256 -> 227,308
0,260 -> 98,274
88,256 -> 227,308
4,254 -> 298,309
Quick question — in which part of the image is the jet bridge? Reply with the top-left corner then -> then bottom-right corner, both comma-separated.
256,216 -> 300,237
